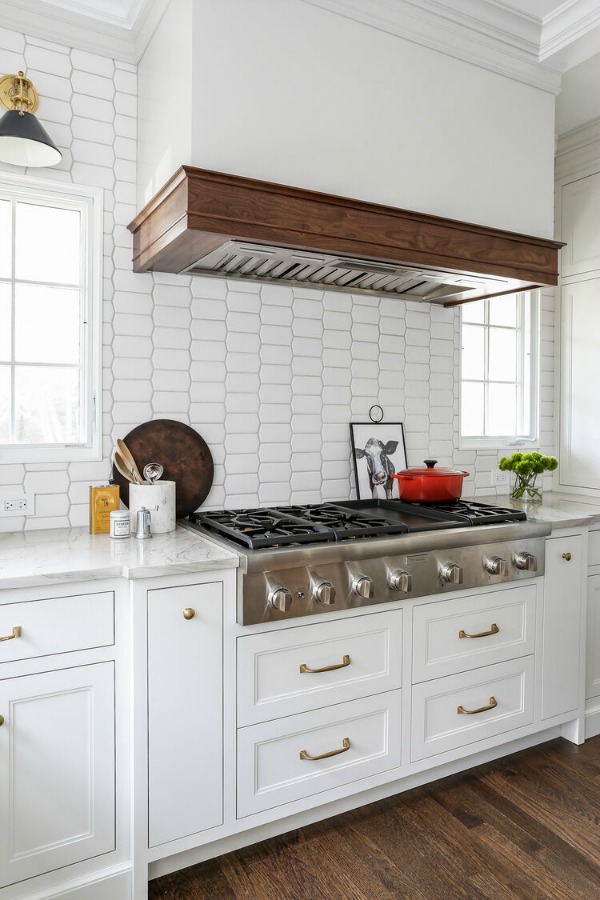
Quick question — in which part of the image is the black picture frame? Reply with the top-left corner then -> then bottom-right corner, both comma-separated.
350,422 -> 408,500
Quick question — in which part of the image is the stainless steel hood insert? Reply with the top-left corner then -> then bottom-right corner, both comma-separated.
183,240 -> 510,303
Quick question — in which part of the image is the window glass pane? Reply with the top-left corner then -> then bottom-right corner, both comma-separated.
0,365 -> 10,441
15,366 -> 80,444
488,327 -> 517,381
487,383 -> 517,435
0,283 -> 11,361
461,382 -> 484,435
0,199 -> 11,278
15,284 -> 80,364
15,202 -> 80,286
461,324 -> 485,380
461,302 -> 485,324
489,296 -> 517,327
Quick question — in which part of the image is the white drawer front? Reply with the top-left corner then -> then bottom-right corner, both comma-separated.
411,656 -> 534,761
237,609 -> 402,726
0,591 -> 114,663
237,690 -> 402,817
412,584 -> 536,683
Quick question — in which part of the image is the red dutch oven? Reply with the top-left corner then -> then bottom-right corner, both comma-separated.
391,459 -> 470,503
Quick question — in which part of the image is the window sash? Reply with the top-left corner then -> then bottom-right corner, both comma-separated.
459,292 -> 538,450
0,174 -> 102,463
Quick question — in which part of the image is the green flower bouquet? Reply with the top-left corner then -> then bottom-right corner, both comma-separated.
499,452 -> 558,502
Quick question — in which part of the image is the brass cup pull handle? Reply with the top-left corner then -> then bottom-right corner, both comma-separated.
562,552 -> 572,561
0,626 -> 22,642
300,737 -> 351,761
300,654 -> 350,674
458,623 -> 499,640
182,608 -> 195,620
457,696 -> 498,715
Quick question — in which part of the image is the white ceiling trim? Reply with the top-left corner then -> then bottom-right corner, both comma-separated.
0,0 -> 166,63
302,0 -> 561,92
0,0 -> 136,60
540,0 -> 600,65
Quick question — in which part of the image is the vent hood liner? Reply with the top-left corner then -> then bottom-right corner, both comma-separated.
128,167 -> 563,306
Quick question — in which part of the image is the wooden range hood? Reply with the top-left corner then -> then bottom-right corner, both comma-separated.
128,167 -> 563,307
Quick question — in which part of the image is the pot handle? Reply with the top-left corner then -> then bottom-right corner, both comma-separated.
461,470 -> 470,477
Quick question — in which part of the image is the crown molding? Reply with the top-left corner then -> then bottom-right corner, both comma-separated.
540,0 -> 600,69
0,0 -> 166,63
131,0 -> 169,62
555,116 -> 600,179
556,115 -> 600,155
302,0 -> 561,93
0,0 -> 135,60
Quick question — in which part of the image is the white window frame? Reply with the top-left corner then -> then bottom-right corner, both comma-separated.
0,173 -> 103,464
458,291 -> 539,451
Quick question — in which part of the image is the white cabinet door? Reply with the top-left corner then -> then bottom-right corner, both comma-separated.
559,278 -> 600,490
561,172 -> 600,276
147,581 -> 223,848
0,662 -> 115,888
586,574 -> 600,700
541,534 -> 584,720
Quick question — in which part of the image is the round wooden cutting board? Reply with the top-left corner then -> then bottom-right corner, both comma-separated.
112,419 -> 214,518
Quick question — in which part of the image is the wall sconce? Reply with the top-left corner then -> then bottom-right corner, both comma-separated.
0,71 -> 62,167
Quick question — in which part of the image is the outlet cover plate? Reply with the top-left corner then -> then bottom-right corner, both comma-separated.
0,494 -> 35,517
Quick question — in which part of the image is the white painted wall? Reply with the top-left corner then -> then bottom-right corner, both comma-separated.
137,0 -> 193,206
139,0 -> 556,236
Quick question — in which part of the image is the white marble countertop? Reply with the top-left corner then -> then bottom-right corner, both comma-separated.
2,492 -> 600,591
0,525 -> 238,591
496,491 -> 600,529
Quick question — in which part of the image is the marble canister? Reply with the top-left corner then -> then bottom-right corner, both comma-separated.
128,481 -> 176,534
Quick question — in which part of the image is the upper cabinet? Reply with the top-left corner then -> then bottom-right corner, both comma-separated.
556,124 -> 600,492
561,172 -> 600,277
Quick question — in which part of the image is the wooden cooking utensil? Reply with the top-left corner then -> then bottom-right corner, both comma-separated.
116,439 -> 144,484
113,450 -> 136,484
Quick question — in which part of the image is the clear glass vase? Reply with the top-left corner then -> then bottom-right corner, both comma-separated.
510,473 -> 542,502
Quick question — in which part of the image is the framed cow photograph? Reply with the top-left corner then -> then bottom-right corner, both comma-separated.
350,422 -> 408,500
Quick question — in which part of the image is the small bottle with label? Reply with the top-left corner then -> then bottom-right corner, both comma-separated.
110,509 -> 131,539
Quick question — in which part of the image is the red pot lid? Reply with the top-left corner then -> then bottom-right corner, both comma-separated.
396,459 -> 468,477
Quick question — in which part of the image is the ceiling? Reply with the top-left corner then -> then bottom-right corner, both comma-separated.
1,0 -> 598,133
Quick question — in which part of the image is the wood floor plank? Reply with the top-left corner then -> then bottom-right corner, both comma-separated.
149,737 -> 600,900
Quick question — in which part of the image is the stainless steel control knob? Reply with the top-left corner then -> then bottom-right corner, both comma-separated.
389,570 -> 412,593
440,563 -> 463,584
484,556 -> 508,576
514,551 -> 537,572
352,575 -> 374,599
313,580 -> 336,605
268,586 -> 292,613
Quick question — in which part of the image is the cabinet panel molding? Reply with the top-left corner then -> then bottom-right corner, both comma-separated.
0,662 -> 115,888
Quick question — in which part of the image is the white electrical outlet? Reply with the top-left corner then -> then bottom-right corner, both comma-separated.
0,494 -> 34,517
492,470 -> 510,487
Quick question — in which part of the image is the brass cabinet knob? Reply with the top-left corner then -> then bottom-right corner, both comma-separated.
0,715 -> 4,727
182,608 -> 196,620
562,552 -> 572,561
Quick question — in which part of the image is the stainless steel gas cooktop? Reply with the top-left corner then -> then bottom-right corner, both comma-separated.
186,499 -> 549,625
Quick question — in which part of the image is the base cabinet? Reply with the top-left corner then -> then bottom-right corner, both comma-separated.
541,533 -> 584,721
147,580 -> 223,847
0,662 -> 115,889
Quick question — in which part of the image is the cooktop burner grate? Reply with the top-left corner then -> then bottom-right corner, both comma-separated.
189,503 -> 413,548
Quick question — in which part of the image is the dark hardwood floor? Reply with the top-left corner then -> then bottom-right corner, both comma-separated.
149,736 -> 600,899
